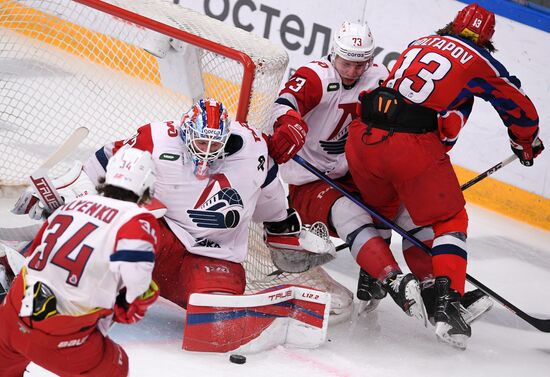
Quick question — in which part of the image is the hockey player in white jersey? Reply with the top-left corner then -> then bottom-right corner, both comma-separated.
0,148 -> 159,377
11,98 -> 334,352
267,21 -> 491,324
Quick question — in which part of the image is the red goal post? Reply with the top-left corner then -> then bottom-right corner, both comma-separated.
0,0 -> 352,316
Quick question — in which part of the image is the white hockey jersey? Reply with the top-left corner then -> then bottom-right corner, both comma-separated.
23,195 -> 158,316
84,120 -> 287,264
272,57 -> 388,185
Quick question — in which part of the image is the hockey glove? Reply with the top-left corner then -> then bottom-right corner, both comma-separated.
11,161 -> 97,220
264,209 -> 335,273
113,280 -> 159,325
509,129 -> 544,167
268,110 -> 308,164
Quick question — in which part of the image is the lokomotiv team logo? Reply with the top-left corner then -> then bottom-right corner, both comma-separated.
187,173 -> 243,229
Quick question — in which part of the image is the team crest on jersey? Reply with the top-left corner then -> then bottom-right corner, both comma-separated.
319,131 -> 348,155
187,173 -> 243,229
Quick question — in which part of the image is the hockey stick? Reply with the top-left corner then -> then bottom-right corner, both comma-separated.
333,154 -> 519,252
30,127 -> 89,213
1,127 -> 90,241
293,154 -> 550,333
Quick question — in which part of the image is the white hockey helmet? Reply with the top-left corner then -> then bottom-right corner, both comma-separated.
331,21 -> 375,63
105,148 -> 156,197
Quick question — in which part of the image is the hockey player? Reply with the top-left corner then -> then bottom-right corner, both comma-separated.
346,3 -> 543,349
268,20 -> 439,321
0,148 -> 159,376
11,98 -> 329,350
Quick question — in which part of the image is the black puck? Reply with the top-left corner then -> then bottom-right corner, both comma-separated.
229,354 -> 246,364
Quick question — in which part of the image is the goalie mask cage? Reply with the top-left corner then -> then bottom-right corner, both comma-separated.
0,0 -> 352,315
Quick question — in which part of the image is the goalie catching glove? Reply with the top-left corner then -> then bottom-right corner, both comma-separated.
264,209 -> 336,273
113,280 -> 160,324
12,161 -> 97,220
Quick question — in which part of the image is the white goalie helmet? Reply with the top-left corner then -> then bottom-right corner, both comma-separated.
105,148 -> 156,197
331,21 -> 375,63
180,98 -> 231,177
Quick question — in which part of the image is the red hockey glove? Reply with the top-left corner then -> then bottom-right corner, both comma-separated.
268,110 -> 308,164
508,129 -> 544,167
113,281 -> 159,324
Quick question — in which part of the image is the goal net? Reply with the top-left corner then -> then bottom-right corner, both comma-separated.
0,0 -> 352,316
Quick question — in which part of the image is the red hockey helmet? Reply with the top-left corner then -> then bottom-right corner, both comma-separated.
451,3 -> 495,45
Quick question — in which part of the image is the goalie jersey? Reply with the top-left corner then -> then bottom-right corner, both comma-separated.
23,194 -> 158,316
85,120 -> 287,264
272,56 -> 388,185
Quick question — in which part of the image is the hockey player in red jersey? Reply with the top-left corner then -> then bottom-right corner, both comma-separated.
268,20 -> 444,322
346,3 -> 543,349
0,148 -> 159,376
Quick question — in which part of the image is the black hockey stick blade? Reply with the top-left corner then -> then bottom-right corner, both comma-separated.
466,274 -> 550,332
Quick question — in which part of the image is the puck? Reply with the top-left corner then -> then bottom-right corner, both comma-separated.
229,354 -> 246,364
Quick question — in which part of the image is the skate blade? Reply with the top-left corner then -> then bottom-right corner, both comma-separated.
463,296 -> 493,324
405,280 -> 428,327
435,323 -> 468,350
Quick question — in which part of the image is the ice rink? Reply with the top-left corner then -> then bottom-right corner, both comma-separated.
1,197 -> 549,377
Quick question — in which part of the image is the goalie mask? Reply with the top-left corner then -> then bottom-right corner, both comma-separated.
451,3 -> 495,45
331,21 -> 375,64
105,148 -> 156,198
180,98 -> 231,178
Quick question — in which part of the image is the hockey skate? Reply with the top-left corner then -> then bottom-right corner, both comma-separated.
356,269 -> 387,313
421,279 -> 493,326
434,276 -> 471,350
384,272 -> 427,325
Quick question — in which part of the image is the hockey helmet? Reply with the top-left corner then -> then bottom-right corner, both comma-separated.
452,3 -> 495,45
331,21 -> 375,63
105,148 -> 156,197
180,98 -> 231,177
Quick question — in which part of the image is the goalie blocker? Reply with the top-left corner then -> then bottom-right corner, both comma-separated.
184,285 -> 330,353
264,209 -> 336,273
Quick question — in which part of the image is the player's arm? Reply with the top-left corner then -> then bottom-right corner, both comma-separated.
438,97 -> 474,151
110,212 -> 160,324
268,66 -> 323,164
481,63 -> 543,166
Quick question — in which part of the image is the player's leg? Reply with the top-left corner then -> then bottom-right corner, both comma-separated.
180,253 -> 246,308
398,139 -> 471,348
0,304 -> 31,377
288,178 -> 387,312
345,132 -> 426,322
151,218 -> 190,307
27,330 -> 128,377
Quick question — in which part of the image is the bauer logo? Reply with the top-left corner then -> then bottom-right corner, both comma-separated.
159,153 -> 180,161
327,83 -> 340,92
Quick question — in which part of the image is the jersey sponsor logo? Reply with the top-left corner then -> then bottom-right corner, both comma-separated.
187,174 -> 244,229
159,153 -> 180,161
327,82 -> 340,92
57,334 -> 90,348
194,238 -> 221,248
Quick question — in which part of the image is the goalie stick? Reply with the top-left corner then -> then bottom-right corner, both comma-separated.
0,127 -> 89,241
293,154 -> 550,333
30,127 -> 89,213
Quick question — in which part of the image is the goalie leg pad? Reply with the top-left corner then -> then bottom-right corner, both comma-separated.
184,285 -> 330,353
